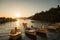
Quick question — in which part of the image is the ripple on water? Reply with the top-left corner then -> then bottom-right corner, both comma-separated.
0,34 -> 9,40
0,19 -> 60,40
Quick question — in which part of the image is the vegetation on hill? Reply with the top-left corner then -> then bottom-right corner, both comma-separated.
0,17 -> 16,24
29,5 -> 60,22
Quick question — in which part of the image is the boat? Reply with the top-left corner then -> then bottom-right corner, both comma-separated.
47,23 -> 60,32
36,28 -> 47,37
47,26 -> 57,32
9,27 -> 21,40
25,28 -> 36,40
36,24 -> 47,37
22,23 -> 27,28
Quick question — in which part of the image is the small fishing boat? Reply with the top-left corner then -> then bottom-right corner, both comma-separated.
47,26 -> 57,32
9,27 -> 21,40
25,28 -> 36,39
36,24 -> 47,37
36,28 -> 47,37
49,23 -> 60,31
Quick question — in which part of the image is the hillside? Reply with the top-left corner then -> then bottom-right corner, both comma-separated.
29,5 -> 60,22
0,17 -> 16,24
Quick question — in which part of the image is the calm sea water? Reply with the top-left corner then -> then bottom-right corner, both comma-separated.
0,19 -> 60,40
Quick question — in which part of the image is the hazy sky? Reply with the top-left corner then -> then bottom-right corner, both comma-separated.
0,0 -> 60,18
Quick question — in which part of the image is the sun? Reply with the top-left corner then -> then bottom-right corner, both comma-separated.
15,13 -> 21,18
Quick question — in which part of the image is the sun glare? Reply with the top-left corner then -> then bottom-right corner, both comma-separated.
15,13 -> 21,18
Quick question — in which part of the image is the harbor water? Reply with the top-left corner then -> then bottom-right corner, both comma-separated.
0,19 -> 60,40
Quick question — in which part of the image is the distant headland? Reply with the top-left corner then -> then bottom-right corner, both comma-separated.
0,17 -> 16,24
28,5 -> 60,23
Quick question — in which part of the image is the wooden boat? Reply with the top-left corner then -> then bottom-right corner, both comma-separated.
9,27 -> 21,40
47,25 -> 59,32
25,28 -> 36,39
36,24 -> 47,37
37,29 -> 47,37
50,23 -> 60,30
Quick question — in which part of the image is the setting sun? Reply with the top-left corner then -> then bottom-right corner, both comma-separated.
15,13 -> 21,18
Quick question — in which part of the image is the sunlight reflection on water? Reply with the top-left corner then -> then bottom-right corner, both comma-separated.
16,19 -> 20,28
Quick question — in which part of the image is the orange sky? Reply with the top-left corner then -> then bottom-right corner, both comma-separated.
0,0 -> 60,18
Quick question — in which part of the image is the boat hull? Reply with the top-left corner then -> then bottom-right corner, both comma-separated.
9,32 -> 21,40
25,29 -> 36,40
37,31 -> 47,37
25,32 -> 36,40
10,34 -> 21,40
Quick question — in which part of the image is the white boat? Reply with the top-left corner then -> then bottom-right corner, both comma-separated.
25,28 -> 36,40
25,28 -> 36,36
9,27 -> 21,40
36,28 -> 47,37
36,24 -> 47,37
